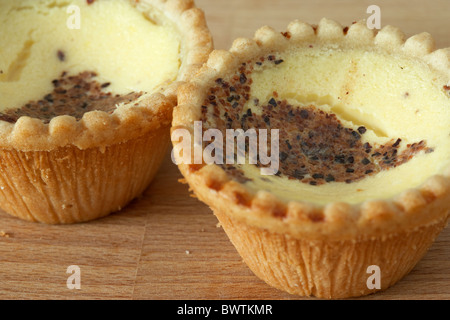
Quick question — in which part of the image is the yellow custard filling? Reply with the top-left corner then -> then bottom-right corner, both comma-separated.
201,45 -> 450,205
250,47 -> 449,145
0,0 -> 181,113
246,47 -> 450,204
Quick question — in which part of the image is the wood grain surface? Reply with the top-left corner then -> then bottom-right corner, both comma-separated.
0,0 -> 449,300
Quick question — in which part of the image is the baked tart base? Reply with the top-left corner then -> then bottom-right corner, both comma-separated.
0,0 -> 213,224
0,127 -> 169,224
214,209 -> 448,299
173,19 -> 450,298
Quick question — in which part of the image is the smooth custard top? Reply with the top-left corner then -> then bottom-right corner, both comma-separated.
200,44 -> 450,204
0,0 -> 181,113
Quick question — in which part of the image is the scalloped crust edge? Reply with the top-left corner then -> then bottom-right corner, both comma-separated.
0,0 -> 214,152
173,18 -> 450,241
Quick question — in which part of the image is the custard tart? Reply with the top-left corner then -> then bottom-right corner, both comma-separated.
0,0 -> 212,224
172,19 -> 450,298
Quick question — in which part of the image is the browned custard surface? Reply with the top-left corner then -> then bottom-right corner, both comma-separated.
200,56 -> 433,186
0,71 -> 143,124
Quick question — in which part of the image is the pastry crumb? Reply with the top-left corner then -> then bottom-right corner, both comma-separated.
0,231 -> 10,238
216,222 -> 222,228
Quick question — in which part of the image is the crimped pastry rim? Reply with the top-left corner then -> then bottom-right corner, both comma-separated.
0,0 -> 213,151
173,18 -> 450,241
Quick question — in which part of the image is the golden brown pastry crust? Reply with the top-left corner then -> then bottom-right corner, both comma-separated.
173,18 -> 450,241
214,208 -> 448,298
0,0 -> 213,224
0,0 -> 213,152
0,127 -> 170,224
173,18 -> 450,298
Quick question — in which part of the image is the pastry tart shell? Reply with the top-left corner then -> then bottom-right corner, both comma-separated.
0,0 -> 213,224
173,19 -> 450,298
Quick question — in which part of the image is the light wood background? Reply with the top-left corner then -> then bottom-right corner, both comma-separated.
0,0 -> 449,300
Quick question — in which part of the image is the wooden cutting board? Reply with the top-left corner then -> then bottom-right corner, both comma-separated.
0,0 -> 449,300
